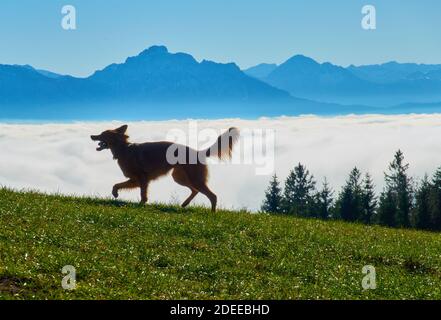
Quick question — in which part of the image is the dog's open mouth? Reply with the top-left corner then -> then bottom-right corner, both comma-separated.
96,141 -> 108,151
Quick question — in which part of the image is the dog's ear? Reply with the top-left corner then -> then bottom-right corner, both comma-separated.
115,124 -> 128,134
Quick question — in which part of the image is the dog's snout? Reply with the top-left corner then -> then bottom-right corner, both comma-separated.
91,135 -> 98,141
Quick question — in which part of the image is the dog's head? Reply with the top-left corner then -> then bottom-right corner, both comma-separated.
90,125 -> 129,151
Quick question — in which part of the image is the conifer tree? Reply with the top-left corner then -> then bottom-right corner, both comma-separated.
361,173 -> 377,224
316,178 -> 334,220
283,163 -> 316,216
261,174 -> 283,214
415,174 -> 431,230
336,167 -> 363,222
382,150 -> 413,227
429,167 -> 441,230
378,189 -> 397,227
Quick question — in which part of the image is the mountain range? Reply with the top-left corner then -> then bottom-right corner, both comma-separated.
244,56 -> 441,106
1,45 -> 441,120
1,46 -> 302,120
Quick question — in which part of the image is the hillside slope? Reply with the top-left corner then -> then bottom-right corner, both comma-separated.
0,188 -> 440,300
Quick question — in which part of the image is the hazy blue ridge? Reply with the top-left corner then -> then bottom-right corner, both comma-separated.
2,45 -> 441,120
246,55 -> 441,107
243,63 -> 278,80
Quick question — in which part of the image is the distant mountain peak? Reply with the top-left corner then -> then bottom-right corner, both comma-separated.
20,64 -> 35,70
138,45 -> 169,56
124,45 -> 197,66
251,63 -> 278,68
243,63 -> 278,80
285,54 -> 318,65
382,61 -> 399,66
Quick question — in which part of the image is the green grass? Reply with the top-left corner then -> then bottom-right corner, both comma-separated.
0,187 -> 440,300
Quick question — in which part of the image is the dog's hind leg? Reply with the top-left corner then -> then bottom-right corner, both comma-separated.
179,164 -> 217,212
195,183 -> 217,212
181,189 -> 198,208
172,167 -> 199,208
112,179 -> 138,198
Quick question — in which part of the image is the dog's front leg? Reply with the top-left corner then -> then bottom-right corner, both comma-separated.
139,178 -> 149,205
112,185 -> 119,198
112,179 -> 138,198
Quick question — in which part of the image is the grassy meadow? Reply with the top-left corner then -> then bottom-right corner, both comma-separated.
0,188 -> 440,300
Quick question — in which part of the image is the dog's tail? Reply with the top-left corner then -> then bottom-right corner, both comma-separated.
202,127 -> 240,160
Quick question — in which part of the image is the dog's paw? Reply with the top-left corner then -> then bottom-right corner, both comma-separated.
112,187 -> 119,199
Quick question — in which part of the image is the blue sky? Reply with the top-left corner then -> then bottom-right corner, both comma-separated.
1,0 -> 440,77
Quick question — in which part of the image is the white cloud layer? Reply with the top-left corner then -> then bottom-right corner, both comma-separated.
1,114 -> 441,211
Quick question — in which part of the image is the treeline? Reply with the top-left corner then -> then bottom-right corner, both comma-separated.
261,150 -> 441,231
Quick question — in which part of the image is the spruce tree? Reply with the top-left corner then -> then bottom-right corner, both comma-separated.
261,174 -> 283,214
382,150 -> 413,228
316,178 -> 334,220
283,163 -> 316,216
378,189 -> 397,227
361,173 -> 377,224
336,167 -> 363,222
429,167 -> 441,230
415,174 -> 431,230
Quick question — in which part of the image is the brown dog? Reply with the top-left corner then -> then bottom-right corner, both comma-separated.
91,125 -> 239,211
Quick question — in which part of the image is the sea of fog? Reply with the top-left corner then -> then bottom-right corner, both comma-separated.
1,114 -> 441,211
